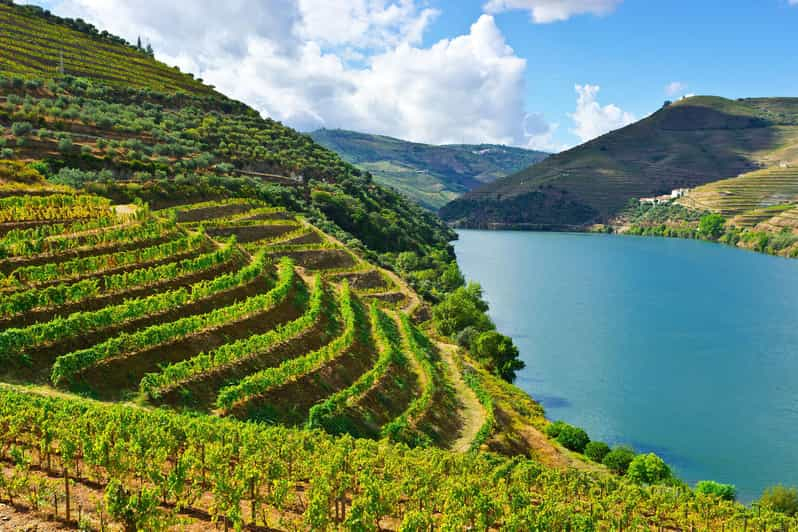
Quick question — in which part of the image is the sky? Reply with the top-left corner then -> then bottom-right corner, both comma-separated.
20,0 -> 798,152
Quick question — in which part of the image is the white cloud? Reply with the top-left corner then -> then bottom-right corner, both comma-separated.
483,0 -> 622,23
665,81 -> 688,97
568,84 -> 635,143
50,1 -> 556,149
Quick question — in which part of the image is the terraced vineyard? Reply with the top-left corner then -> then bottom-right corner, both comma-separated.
0,2 -> 795,528
0,187 -> 445,433
0,0 -> 214,95
680,166 -> 798,229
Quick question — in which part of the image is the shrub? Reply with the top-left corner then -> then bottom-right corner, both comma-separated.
473,330 -> 525,382
10,122 -> 33,137
1,148 -> 14,159
759,485 -> 798,517
584,441 -> 611,463
698,213 -> 725,240
58,136 -> 74,153
455,326 -> 479,350
626,453 -> 671,484
545,420 -> 568,439
556,424 -> 590,453
602,446 -> 636,475
695,481 -> 736,501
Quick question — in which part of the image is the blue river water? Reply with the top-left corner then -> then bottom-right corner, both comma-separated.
454,230 -> 798,501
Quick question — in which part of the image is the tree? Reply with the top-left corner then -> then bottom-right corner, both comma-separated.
472,330 -> 525,382
695,480 -> 736,501
698,213 -> 725,240
584,441 -> 611,463
10,122 -> 33,137
602,446 -> 636,475
759,485 -> 798,516
136,36 -> 142,50
432,283 -> 492,338
626,453 -> 671,484
555,424 -> 590,453
57,136 -> 73,153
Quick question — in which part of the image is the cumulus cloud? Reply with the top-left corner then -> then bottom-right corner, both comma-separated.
665,81 -> 688,97
51,1 -> 554,148
483,0 -> 623,23
568,84 -> 635,143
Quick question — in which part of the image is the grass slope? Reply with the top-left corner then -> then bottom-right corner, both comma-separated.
310,128 -> 547,210
441,96 -> 798,228
0,0 -> 214,96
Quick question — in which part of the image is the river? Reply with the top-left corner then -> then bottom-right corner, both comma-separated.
454,230 -> 798,501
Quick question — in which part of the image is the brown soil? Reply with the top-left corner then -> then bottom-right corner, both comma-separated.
328,269 -> 390,291
365,292 -> 407,305
269,249 -> 356,270
176,203 -> 255,223
72,284 -> 305,399
208,224 -> 297,243
276,230 -> 324,246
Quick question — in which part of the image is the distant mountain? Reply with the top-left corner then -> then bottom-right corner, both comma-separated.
440,96 -> 798,228
309,129 -> 548,210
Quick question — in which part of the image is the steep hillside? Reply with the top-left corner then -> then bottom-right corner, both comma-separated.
310,128 -> 547,210
441,96 -> 798,228
0,2 -> 792,528
0,0 -> 214,95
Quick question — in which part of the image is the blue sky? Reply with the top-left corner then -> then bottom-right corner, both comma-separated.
23,0 -> 798,151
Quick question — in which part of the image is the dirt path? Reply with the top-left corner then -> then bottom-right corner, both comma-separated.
436,341 -> 486,453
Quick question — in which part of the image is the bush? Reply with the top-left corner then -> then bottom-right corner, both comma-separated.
545,420 -> 568,439
455,326 -> 479,350
1,148 -> 14,159
58,136 -> 74,153
695,480 -> 736,501
759,485 -> 798,517
555,424 -> 590,453
602,446 -> 636,475
698,213 -> 725,240
626,453 -> 671,484
10,122 -> 33,137
584,441 -> 611,463
473,330 -> 525,382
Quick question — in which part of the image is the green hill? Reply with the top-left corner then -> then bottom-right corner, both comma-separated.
441,96 -> 798,228
310,128 -> 547,210
0,1 -> 793,528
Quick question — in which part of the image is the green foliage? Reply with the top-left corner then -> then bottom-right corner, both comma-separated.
310,128 -> 547,211
759,485 -> 798,516
602,446 -> 637,475
10,121 -> 32,136
626,453 -> 672,484
472,330 -> 525,382
698,213 -> 726,240
432,283 -> 492,337
695,480 -> 737,501
544,420 -> 568,439
555,424 -> 590,453
584,441 -> 611,463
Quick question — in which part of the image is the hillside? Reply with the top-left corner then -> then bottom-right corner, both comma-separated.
310,128 -> 547,210
0,1 -> 794,528
441,96 -> 798,228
